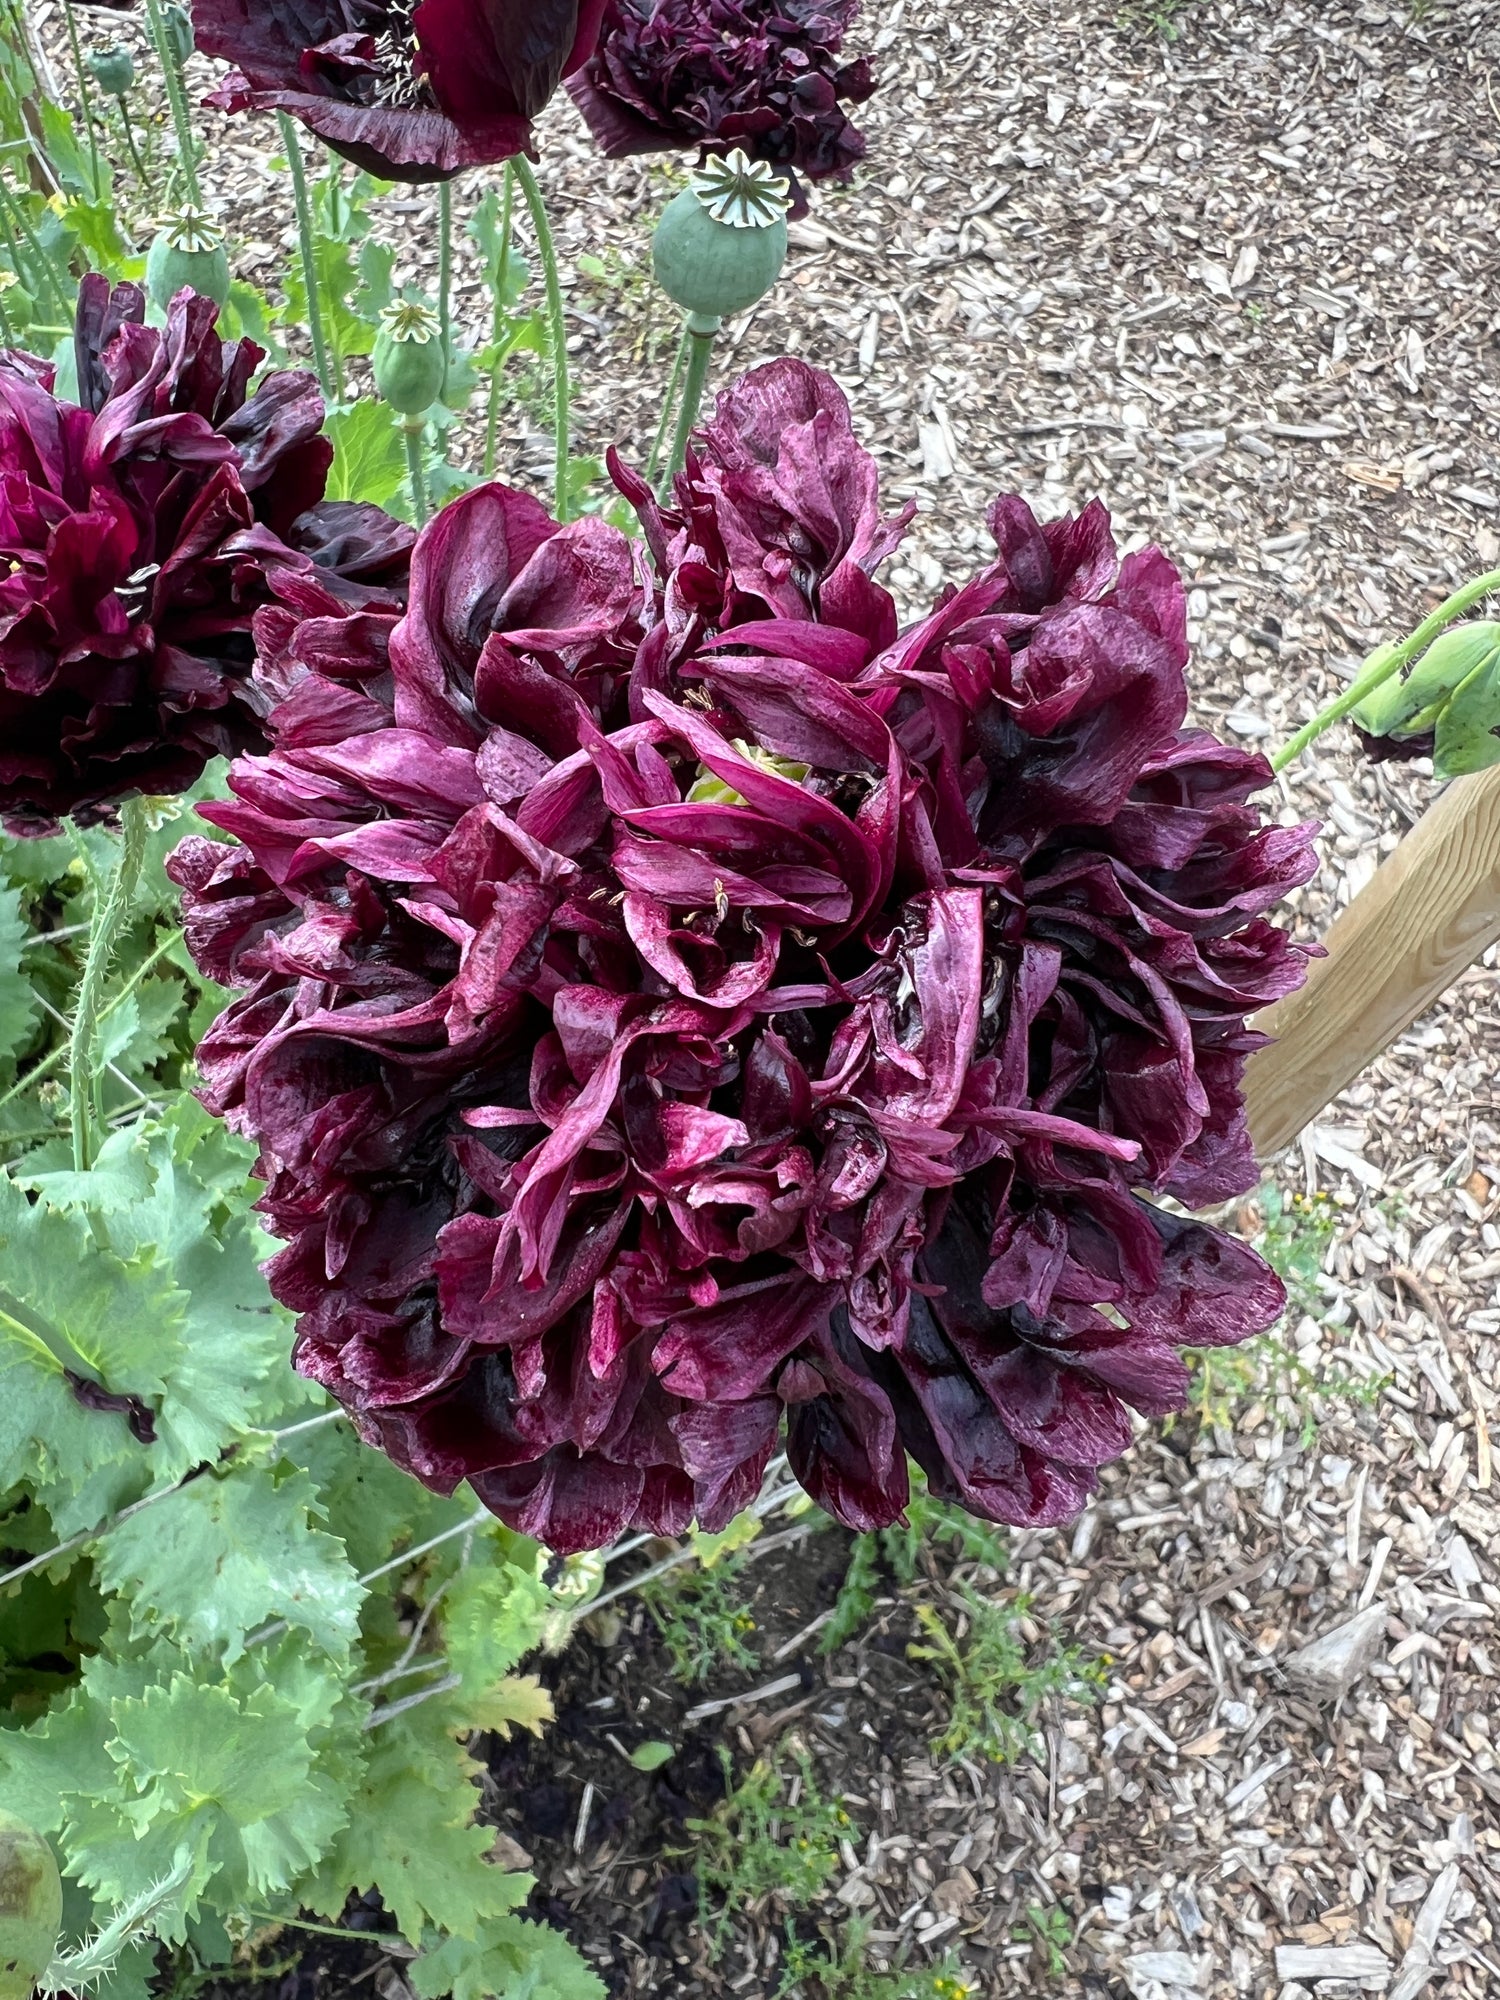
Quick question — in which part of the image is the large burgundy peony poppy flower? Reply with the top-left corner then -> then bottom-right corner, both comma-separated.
195,0 -> 609,181
173,360 -> 1316,1553
0,276 -> 413,836
569,0 -> 875,197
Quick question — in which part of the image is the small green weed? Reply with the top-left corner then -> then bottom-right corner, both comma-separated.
822,1471 -> 1008,1655
689,1753 -> 854,1953
1117,0 -> 1197,40
1183,1184 -> 1387,1445
1012,1902 -> 1073,1979
641,1548 -> 759,1686
776,1918 -> 973,1999
909,1589 -> 1103,1767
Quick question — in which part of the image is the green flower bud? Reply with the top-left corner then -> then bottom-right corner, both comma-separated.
1354,622 -> 1500,740
373,299 -> 446,415
0,1810 -> 62,2000
146,206 -> 230,310
162,1 -> 194,68
87,43 -> 136,96
652,149 -> 790,320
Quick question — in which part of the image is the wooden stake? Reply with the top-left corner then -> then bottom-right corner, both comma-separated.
1245,763 -> 1500,1159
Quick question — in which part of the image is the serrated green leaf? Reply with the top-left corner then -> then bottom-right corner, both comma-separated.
69,1673 -> 344,1907
410,1913 -> 605,2000
326,400 -> 410,512
303,1704 -> 519,1944
440,1564 -> 553,1701
465,1676 -> 552,1742
283,232 -> 376,361
0,883 -> 42,1079
96,1466 -> 363,1664
0,1174 -> 186,1533
355,238 -> 397,319
0,1677 -> 122,1834
285,1418 -> 473,1582
98,1120 -> 296,1469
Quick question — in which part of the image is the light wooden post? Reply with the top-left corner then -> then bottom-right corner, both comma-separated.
1244,764 -> 1500,1159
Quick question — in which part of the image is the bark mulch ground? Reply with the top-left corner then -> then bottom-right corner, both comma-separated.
42,0 -> 1500,1991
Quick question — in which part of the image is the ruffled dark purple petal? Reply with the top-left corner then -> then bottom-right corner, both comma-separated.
173,360 -> 1314,1553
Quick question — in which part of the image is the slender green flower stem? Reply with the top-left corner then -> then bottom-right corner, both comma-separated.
437,177 -> 453,358
143,0 -> 201,204
482,163 -> 514,480
404,420 -> 429,526
512,157 -> 571,520
69,796 -> 149,1173
0,174 -> 70,320
277,113 -> 335,402
646,323 -> 691,492
116,97 -> 152,196
663,312 -> 721,494
0,286 -> 13,345
59,1 -> 104,200
1271,568 -> 1500,774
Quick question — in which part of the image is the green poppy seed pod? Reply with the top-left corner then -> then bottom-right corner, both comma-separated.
0,1810 -> 62,2000
373,300 -> 446,415
652,148 -> 791,320
87,44 -> 136,96
146,206 -> 230,310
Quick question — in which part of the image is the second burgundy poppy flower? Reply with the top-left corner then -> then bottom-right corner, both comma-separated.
194,0 -> 608,180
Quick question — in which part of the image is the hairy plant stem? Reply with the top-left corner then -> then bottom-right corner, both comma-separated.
437,177 -> 453,357
69,796 -> 149,1173
404,419 -> 429,526
59,0 -> 104,200
143,0 -> 201,204
646,323 -> 691,492
277,113 -> 335,401
663,312 -> 721,494
512,157 -> 571,519
482,163 -> 514,479
1272,568 -> 1500,773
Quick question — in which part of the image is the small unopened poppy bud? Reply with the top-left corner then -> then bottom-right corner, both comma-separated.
87,44 -> 136,96
146,206 -> 231,309
161,1 -> 194,67
652,149 -> 791,319
373,299 -> 446,415
0,1809 -> 63,2000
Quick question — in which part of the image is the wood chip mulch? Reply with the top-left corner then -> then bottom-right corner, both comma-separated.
42,0 -> 1500,1992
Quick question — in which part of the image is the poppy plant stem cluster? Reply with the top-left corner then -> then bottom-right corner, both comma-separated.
174,360 -> 1316,1554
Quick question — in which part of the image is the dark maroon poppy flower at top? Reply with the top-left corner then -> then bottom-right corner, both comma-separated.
194,0 -> 609,181
171,358 -> 1317,1554
0,274 -> 414,836
569,0 -> 875,196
